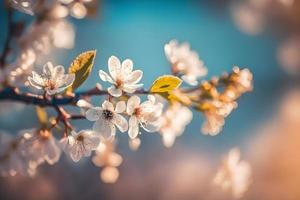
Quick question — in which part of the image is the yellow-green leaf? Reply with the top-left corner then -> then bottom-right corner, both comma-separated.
150,75 -> 182,93
36,106 -> 48,127
67,50 -> 96,92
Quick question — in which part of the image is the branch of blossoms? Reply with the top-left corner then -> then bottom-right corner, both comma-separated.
0,1 -> 254,195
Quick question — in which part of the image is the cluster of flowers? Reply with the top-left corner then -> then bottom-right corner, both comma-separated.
0,37 -> 253,197
3,0 -> 96,87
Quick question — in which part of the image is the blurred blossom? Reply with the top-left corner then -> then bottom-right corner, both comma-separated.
231,2 -> 264,35
128,138 -> 141,151
10,0 -> 37,15
70,2 -> 88,19
52,20 -> 75,49
164,40 -> 207,86
214,148 -> 252,199
158,103 -> 192,148
278,37 -> 300,75
247,89 -> 300,199
21,129 -> 61,170
0,132 -> 32,176
100,166 -> 119,184
92,141 -> 123,183
9,48 -> 36,87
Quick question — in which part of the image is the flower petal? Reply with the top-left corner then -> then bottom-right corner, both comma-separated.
113,114 -> 128,132
53,65 -> 65,77
99,70 -> 114,83
126,95 -> 140,115
115,101 -> 126,113
28,76 -> 43,89
102,100 -> 114,111
32,71 -> 44,85
43,62 -> 54,77
108,56 -> 121,80
123,83 -> 143,93
86,107 -> 102,121
125,70 -> 143,84
70,143 -> 85,162
108,86 -> 122,97
121,59 -> 133,75
93,119 -> 116,140
83,134 -> 100,151
128,116 -> 139,139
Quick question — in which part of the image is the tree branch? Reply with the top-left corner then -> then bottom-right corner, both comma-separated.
0,87 -> 150,106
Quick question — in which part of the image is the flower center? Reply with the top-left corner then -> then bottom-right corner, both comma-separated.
77,135 -> 84,142
133,107 -> 142,117
39,129 -> 51,140
102,109 -> 114,120
44,79 -> 56,90
115,79 -> 123,88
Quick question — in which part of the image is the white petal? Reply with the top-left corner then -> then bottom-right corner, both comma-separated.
125,70 -> 143,84
128,116 -> 139,139
113,114 -> 128,132
83,134 -> 100,151
141,122 -> 159,132
126,95 -> 140,115
115,101 -> 126,113
28,76 -> 43,89
102,100 -> 114,111
99,70 -> 114,83
108,86 -> 122,97
181,75 -> 198,86
121,59 -> 133,75
63,74 -> 75,87
43,62 -> 54,77
32,71 -> 44,85
86,107 -> 102,121
108,56 -> 121,80
70,143 -> 85,162
123,84 -> 143,93
47,87 -> 66,95
53,65 -> 65,77
44,139 -> 61,165
93,120 -> 115,140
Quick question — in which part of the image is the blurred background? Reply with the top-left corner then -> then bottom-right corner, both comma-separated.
0,0 -> 300,199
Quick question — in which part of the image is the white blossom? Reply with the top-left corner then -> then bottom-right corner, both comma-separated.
61,130 -> 100,162
214,148 -> 252,199
0,132 -> 29,176
126,95 -> 163,139
86,100 -> 128,140
21,129 -> 61,168
158,103 -> 192,148
99,56 -> 143,97
164,40 -> 207,86
28,62 -> 75,95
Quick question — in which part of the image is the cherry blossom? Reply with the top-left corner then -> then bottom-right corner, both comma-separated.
158,103 -> 192,148
126,95 -> 163,139
21,129 -> 61,168
86,100 -> 128,140
61,130 -> 100,162
164,40 -> 207,86
214,148 -> 252,199
28,62 -> 75,95
99,56 -> 143,97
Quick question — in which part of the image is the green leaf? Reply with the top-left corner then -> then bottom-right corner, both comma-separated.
67,50 -> 96,92
150,75 -> 182,93
36,106 -> 48,127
